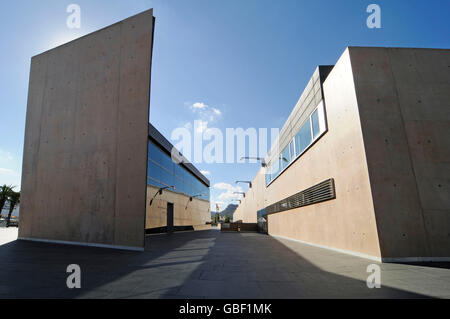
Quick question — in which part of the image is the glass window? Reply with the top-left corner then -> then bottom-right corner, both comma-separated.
174,164 -> 184,179
148,140 -> 210,201
266,171 -> 271,185
202,184 -> 210,201
265,162 -> 273,185
281,145 -> 291,170
149,143 -> 164,165
271,158 -> 281,181
311,109 -> 320,139
148,161 -> 173,187
147,176 -> 166,189
289,141 -> 294,161
265,102 -> 328,188
173,175 -> 184,194
295,120 -> 312,156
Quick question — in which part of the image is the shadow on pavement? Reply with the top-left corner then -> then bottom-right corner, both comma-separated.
0,230 -> 442,299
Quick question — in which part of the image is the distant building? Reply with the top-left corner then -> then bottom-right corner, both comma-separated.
146,124 -> 210,234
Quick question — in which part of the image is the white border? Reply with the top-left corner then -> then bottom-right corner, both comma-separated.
272,234 -> 450,263
18,237 -> 144,252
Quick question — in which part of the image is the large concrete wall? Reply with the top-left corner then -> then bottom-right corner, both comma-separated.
233,168 -> 265,223
19,10 -> 155,250
266,49 -> 382,259
349,47 -> 450,259
146,186 -> 211,230
236,47 -> 449,261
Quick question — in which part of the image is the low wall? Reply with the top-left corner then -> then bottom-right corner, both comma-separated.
221,223 -> 258,232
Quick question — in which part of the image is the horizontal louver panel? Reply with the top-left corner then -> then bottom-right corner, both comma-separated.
266,179 -> 336,215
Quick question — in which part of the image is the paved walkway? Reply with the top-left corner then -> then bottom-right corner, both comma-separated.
0,230 -> 449,299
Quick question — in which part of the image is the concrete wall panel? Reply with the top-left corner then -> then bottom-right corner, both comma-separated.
349,47 -> 450,258
19,10 -> 155,250
233,168 -> 265,223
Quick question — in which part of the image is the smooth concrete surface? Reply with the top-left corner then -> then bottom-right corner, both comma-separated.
20,10 -> 155,249
146,186 -> 211,230
233,168 -> 265,224
349,47 -> 450,259
0,230 -> 449,299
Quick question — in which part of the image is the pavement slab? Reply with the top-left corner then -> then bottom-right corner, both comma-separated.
0,229 -> 449,299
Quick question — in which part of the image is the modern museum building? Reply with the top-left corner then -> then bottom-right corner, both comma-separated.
234,47 -> 450,262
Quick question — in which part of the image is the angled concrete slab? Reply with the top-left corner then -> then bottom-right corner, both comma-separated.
19,9 -> 155,250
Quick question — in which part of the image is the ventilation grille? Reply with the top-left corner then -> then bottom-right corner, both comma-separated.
266,179 -> 336,215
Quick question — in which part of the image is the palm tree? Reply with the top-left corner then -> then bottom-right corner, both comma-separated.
0,185 -> 14,218
7,191 -> 20,227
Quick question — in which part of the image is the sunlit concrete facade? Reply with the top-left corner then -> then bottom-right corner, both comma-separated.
234,47 -> 450,262
19,9 -> 210,251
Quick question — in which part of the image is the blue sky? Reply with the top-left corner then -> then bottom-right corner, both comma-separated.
0,0 -> 449,211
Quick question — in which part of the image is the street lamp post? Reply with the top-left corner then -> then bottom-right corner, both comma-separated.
240,157 -> 267,167
236,181 -> 252,188
185,194 -> 202,210
149,186 -> 175,206
233,192 -> 246,198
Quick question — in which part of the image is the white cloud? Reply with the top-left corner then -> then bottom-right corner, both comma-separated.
0,167 -> 21,189
192,102 -> 208,109
200,170 -> 211,176
210,183 -> 244,212
0,150 -> 14,161
0,168 -> 16,176
213,182 -> 243,203
213,182 -> 242,193
187,102 -> 222,125
0,149 -> 21,188
217,192 -> 242,201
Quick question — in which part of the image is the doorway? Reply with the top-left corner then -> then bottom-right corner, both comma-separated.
167,202 -> 174,234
